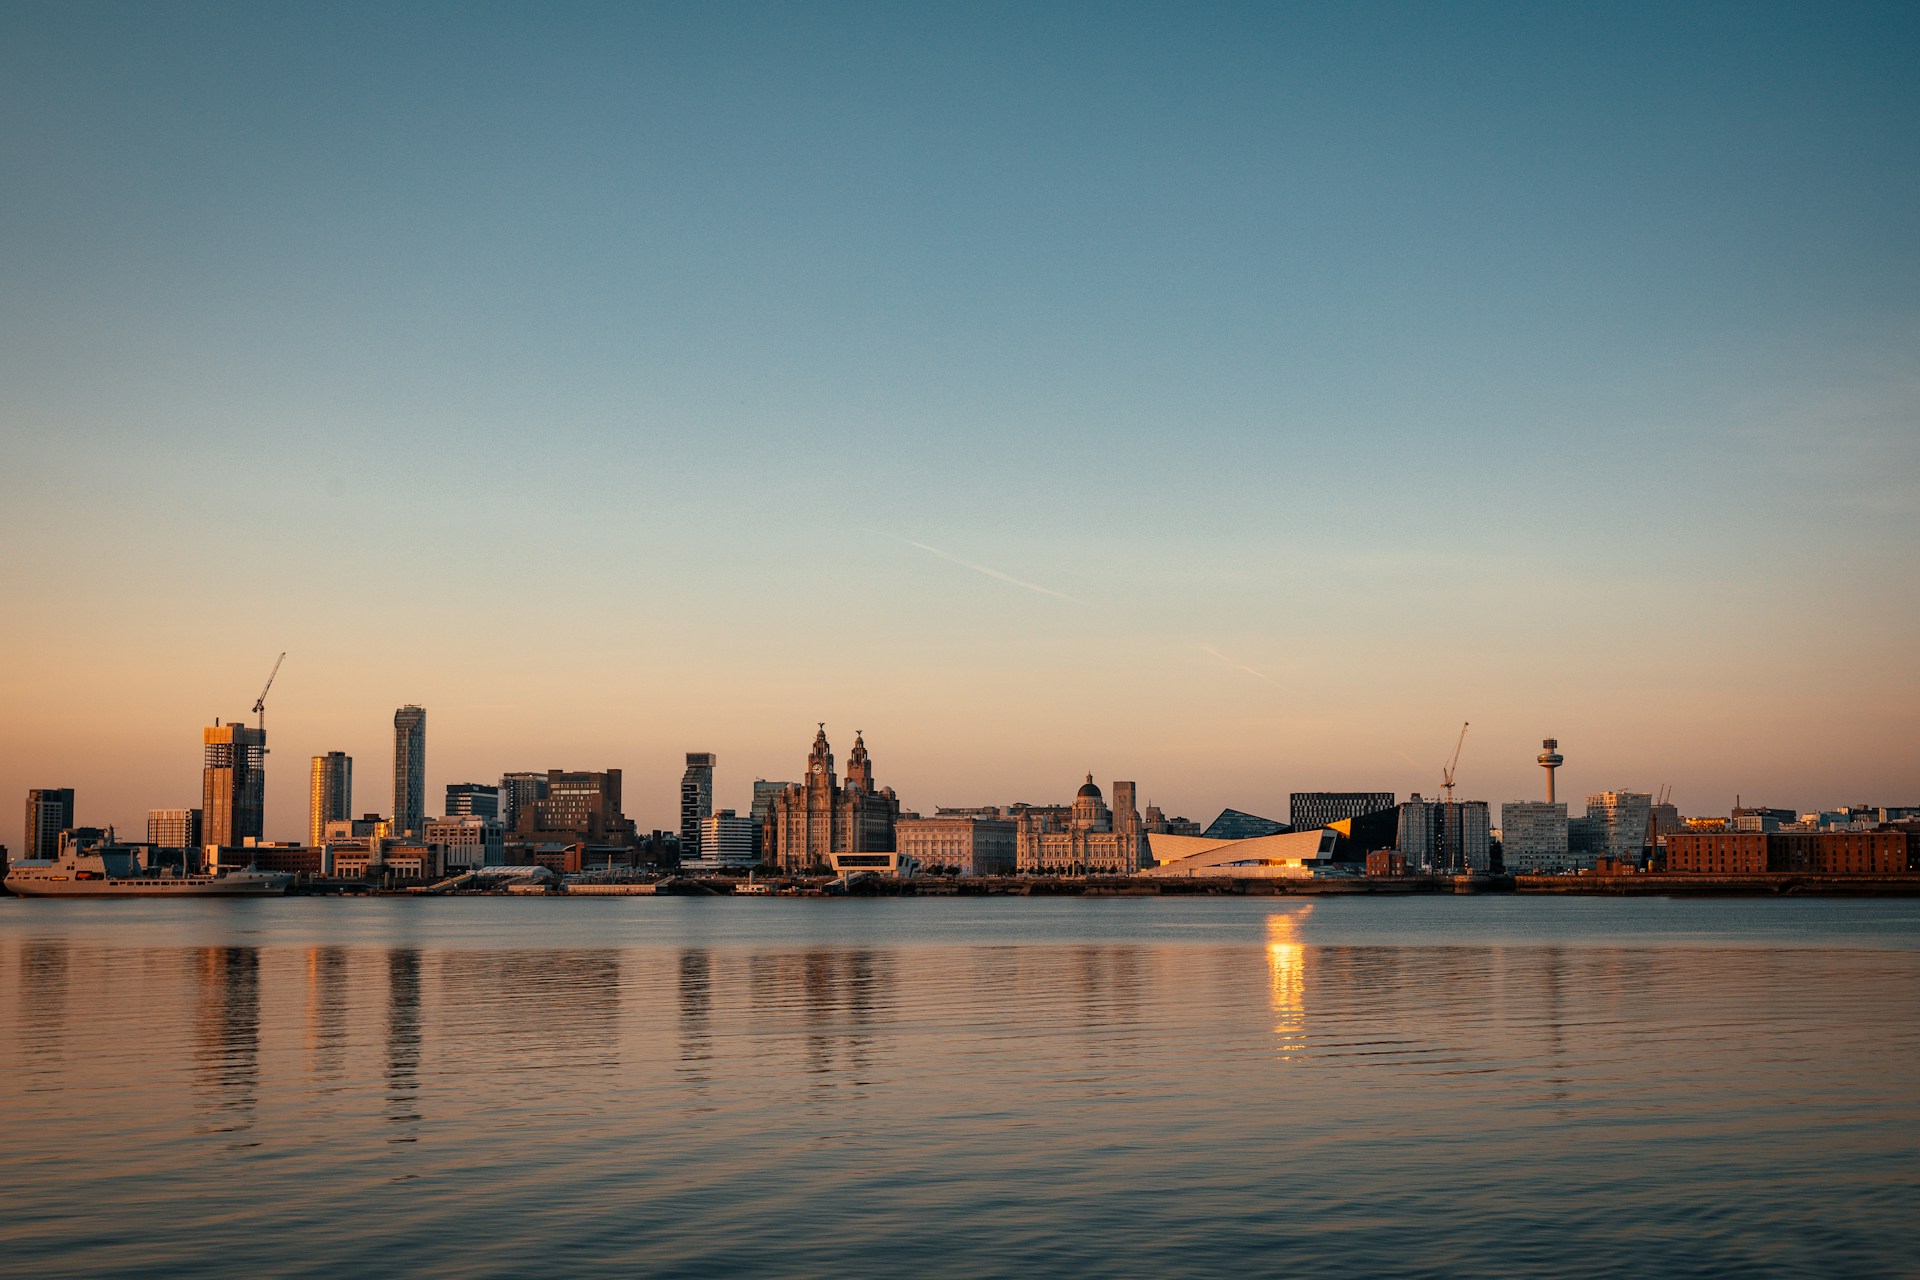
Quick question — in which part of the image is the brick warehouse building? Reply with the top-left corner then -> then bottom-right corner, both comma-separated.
1666,830 -> 1915,874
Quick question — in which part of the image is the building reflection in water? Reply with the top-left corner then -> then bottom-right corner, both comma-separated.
677,949 -> 714,1095
435,950 -> 623,1072
744,949 -> 893,1106
17,941 -> 71,1082
194,946 -> 261,1141
305,947 -> 351,1085
1539,945 -> 1569,1106
386,949 -> 422,1141
1266,907 -> 1312,1058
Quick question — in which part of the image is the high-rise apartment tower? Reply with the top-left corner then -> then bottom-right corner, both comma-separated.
202,722 -> 266,848
23,788 -> 75,861
392,706 -> 427,838
309,752 -> 353,847
500,772 -> 550,831
681,753 -> 716,860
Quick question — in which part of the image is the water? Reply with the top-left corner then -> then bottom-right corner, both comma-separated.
3,895 -> 1917,1278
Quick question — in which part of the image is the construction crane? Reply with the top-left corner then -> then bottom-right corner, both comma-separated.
1441,721 -> 1470,804
253,652 -> 286,744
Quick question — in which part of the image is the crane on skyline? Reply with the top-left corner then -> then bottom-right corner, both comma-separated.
1441,721 -> 1470,804
253,652 -> 286,745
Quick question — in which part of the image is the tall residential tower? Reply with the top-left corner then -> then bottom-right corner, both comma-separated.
681,753 -> 716,860
309,752 -> 353,847
22,788 -> 75,861
393,706 -> 427,838
203,722 -> 266,847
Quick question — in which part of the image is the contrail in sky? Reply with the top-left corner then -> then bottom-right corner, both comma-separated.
905,540 -> 1086,604
1196,643 -> 1281,687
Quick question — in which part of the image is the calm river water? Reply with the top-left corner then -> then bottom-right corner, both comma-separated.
2,895 -> 1917,1278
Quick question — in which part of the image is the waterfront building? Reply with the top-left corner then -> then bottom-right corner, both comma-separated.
146,807 -> 203,851
1288,792 -> 1394,831
681,753 -> 716,860
1325,806 -> 1401,857
1585,791 -> 1652,862
688,810 -> 756,871
23,788 -> 76,861
392,706 -> 427,838
309,752 -> 353,847
1666,830 -> 1912,875
425,816 -> 505,870
323,813 -> 389,840
769,727 -> 900,873
512,769 -> 637,846
444,782 -> 500,820
828,848 -> 921,877
895,815 -> 1017,876
1014,776 -> 1145,876
202,722 -> 266,849
1203,808 -> 1291,839
751,779 -> 795,860
500,771 -> 549,830
221,840 -> 324,877
1395,796 -> 1492,872
1501,801 -> 1573,873
1141,828 -> 1339,879
1144,805 -> 1202,836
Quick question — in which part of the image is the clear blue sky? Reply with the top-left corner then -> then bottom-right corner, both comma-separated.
3,1 -> 1916,838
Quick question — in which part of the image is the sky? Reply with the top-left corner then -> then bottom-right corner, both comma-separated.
2,1 -> 1917,841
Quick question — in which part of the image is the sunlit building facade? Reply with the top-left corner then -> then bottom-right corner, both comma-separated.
691,810 -> 756,871
770,727 -> 900,873
310,752 -> 353,847
146,807 -> 202,851
895,815 -> 1017,876
1015,777 -> 1145,875
202,723 -> 266,849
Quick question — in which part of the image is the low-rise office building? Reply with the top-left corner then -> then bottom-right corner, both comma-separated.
426,817 -> 505,869
686,810 -> 756,872
895,815 -> 1017,876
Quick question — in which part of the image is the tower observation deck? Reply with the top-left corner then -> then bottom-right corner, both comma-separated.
1538,738 -> 1565,803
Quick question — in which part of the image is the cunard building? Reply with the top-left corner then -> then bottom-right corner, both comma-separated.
769,726 -> 901,872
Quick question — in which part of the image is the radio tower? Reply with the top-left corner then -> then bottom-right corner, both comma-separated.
1538,738 -> 1564,803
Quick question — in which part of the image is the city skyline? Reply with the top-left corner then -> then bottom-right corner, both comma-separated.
8,691 -> 1910,848
2,4 -> 1916,838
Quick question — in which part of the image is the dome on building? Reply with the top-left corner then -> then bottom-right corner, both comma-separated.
1077,774 -> 1102,799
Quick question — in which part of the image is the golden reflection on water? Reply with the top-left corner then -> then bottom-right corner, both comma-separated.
1266,907 -> 1311,1056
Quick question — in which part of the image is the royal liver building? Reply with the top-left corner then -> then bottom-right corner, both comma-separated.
769,726 -> 900,872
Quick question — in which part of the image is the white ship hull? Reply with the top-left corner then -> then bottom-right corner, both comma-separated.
4,870 -> 291,898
